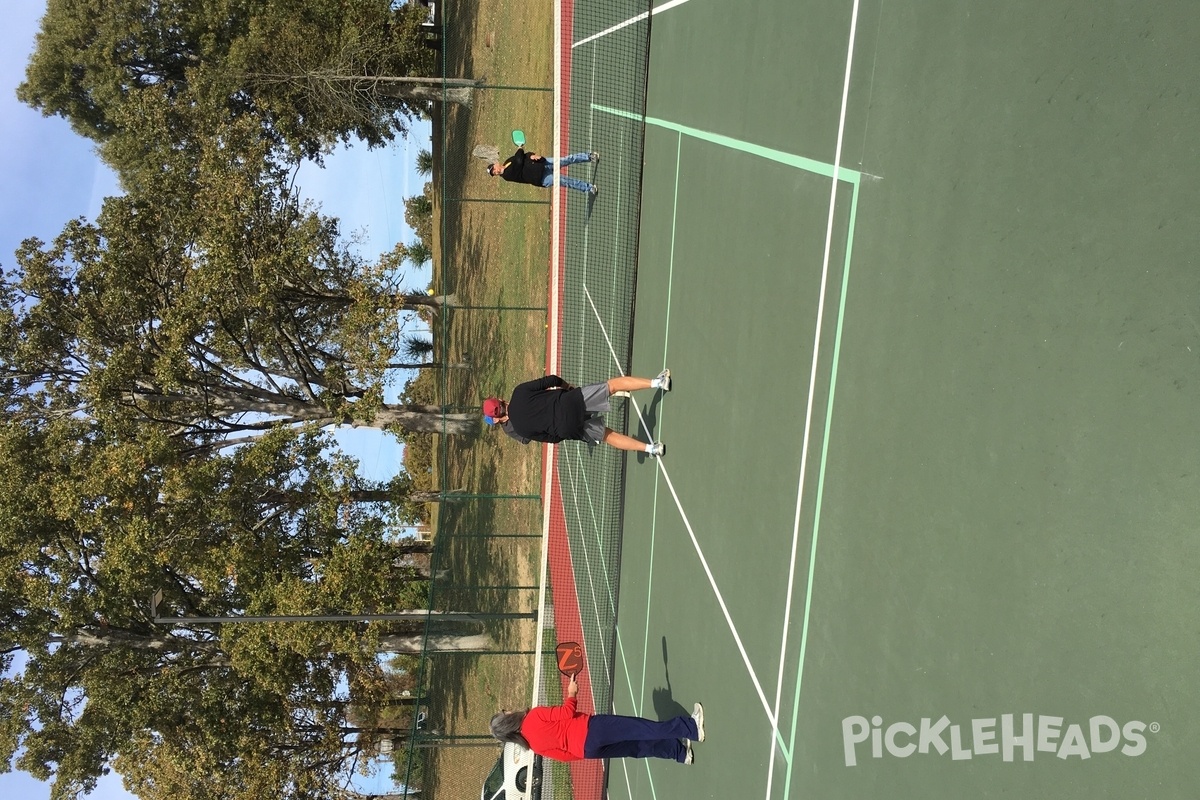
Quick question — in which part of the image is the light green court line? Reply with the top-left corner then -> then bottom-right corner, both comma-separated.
591,103 -> 862,184
782,178 -> 861,800
636,129 -> 683,722
599,98 -> 863,782
598,99 -> 865,775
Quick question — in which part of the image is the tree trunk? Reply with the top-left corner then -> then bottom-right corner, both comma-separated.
393,293 -> 459,309
407,490 -> 470,504
374,84 -> 475,108
51,628 -> 230,663
377,633 -> 493,653
347,489 -> 391,503
368,405 -> 476,435
135,388 -> 475,436
386,362 -> 470,371
360,76 -> 482,89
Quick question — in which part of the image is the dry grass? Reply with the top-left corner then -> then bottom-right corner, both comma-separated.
408,1 -> 557,795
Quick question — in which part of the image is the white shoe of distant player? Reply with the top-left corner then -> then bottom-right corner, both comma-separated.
692,703 -> 705,742
647,442 -> 666,458
683,740 -> 694,765
653,368 -> 671,392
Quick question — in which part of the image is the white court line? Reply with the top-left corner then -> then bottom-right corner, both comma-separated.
560,445 -> 653,800
559,455 -> 613,676
572,0 -> 695,49
582,286 -> 780,732
532,0 -> 566,710
766,2 -> 862,797
615,626 -> 658,800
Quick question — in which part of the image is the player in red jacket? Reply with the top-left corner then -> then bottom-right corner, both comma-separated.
490,674 -> 705,764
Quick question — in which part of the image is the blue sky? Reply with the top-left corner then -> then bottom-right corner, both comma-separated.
2,3 -> 430,797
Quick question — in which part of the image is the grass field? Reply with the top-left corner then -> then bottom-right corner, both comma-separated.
412,0 -> 559,796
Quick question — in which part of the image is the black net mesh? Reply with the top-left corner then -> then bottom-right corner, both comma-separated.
552,0 -> 654,726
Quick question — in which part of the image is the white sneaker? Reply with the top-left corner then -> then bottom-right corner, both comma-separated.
683,740 -> 694,765
653,368 -> 671,391
692,703 -> 705,742
648,442 -> 666,458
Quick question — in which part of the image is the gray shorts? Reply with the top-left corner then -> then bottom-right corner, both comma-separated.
579,382 -> 611,443
580,381 -> 611,413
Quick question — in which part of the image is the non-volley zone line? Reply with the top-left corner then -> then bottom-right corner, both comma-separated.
573,0 -> 696,49
591,104 -> 864,186
591,103 -> 868,777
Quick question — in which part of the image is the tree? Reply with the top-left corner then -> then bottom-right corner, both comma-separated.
404,240 -> 432,268
2,174 -> 474,440
415,148 -> 433,177
402,335 -> 434,363
0,418 -> 483,800
19,0 -> 438,168
223,10 -> 467,156
402,187 -> 434,251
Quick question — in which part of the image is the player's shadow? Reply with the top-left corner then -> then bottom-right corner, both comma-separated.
583,385 -> 668,463
631,389 -> 666,463
651,635 -> 690,721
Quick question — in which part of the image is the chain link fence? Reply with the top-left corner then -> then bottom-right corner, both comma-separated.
389,2 -> 653,800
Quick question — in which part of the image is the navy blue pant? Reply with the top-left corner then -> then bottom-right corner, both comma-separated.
582,714 -> 697,762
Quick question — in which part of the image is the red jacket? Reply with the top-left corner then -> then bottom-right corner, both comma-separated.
520,698 -> 591,761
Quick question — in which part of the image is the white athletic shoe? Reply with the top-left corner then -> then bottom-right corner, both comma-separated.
653,368 -> 671,392
692,703 -> 705,743
648,442 -> 666,458
683,740 -> 694,765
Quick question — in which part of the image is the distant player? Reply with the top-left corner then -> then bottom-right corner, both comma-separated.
488,148 -> 599,195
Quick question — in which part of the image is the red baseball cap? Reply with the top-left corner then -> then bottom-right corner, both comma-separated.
482,398 -> 503,424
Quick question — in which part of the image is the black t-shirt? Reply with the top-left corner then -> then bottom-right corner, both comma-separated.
500,148 -> 547,185
504,375 -> 587,443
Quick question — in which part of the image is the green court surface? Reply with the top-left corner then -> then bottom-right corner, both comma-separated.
595,1 -> 1200,798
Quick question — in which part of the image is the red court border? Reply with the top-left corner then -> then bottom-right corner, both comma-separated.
543,0 -> 604,797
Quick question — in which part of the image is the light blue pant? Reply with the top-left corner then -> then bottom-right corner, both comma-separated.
540,152 -> 595,194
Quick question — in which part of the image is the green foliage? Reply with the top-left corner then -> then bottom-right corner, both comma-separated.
405,240 -> 432,267
0,418 -> 438,799
401,335 -> 435,363
3,3 -> 480,796
19,0 -> 437,174
401,368 -> 440,406
415,147 -> 434,176
403,184 -> 434,251
0,166 -> 472,436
